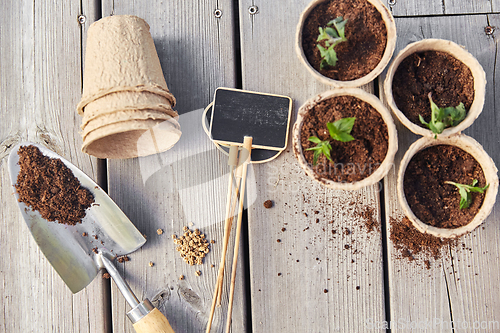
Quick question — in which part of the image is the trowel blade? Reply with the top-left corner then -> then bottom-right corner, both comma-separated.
8,142 -> 146,293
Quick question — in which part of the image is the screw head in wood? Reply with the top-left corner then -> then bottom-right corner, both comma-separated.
78,15 -> 86,25
485,26 -> 495,35
248,5 -> 258,15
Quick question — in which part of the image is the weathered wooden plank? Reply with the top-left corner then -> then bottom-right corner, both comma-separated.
239,0 -> 386,331
381,14 -> 500,332
388,0 -> 499,17
0,1 -> 107,332
100,1 -> 246,332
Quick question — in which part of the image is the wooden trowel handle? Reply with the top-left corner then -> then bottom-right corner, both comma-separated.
133,308 -> 175,333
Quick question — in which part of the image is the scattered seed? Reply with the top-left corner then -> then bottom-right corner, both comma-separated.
183,226 -> 188,231
356,286 -> 360,290
117,255 -> 130,263
324,289 -> 328,293
149,261 -> 154,267
195,270 -> 201,276
171,234 -> 176,239
157,229 -> 163,235
281,228 -> 286,232
179,275 -> 184,280
263,200 -> 273,208
82,232 -> 88,237
173,227 -> 211,265
92,247 -> 98,254
277,239 -> 281,243
278,272 -> 282,276
211,264 -> 215,268
102,273 -> 110,279
210,239 -> 215,244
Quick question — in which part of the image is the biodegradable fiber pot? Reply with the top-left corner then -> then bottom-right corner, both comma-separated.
384,39 -> 486,137
76,15 -> 175,115
295,0 -> 397,88
398,134 -> 498,238
77,15 -> 181,159
293,88 -> 398,191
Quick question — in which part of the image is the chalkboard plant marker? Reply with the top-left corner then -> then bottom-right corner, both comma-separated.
296,0 -> 396,88
397,135 -> 498,238
384,39 -> 486,138
293,88 -> 398,191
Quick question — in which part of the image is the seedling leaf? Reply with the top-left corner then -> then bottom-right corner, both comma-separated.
444,179 -> 489,209
306,136 -> 332,165
316,17 -> 348,68
419,93 -> 466,135
327,117 -> 356,142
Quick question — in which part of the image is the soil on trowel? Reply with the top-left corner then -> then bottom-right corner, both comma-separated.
301,0 -> 388,81
15,145 -> 94,225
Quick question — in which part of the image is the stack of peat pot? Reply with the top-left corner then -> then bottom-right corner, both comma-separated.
77,15 -> 181,159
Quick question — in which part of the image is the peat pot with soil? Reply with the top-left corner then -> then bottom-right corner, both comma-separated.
296,0 -> 396,87
384,38 -> 486,138
398,135 -> 498,238
293,88 -> 398,190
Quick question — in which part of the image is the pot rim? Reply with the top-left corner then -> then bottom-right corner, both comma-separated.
397,134 -> 498,238
383,38 -> 487,138
293,87 -> 398,191
295,0 -> 397,88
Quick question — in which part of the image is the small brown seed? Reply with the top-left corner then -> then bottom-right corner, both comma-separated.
157,229 -> 163,235
149,262 -> 154,267
179,275 -> 184,280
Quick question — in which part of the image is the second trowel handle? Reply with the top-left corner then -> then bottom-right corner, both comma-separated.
100,253 -> 175,333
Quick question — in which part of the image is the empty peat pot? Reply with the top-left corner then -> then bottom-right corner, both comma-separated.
295,0 -> 396,87
384,38 -> 486,138
397,135 -> 498,238
293,88 -> 398,191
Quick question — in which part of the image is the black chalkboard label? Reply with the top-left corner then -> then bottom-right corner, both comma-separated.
210,87 -> 292,150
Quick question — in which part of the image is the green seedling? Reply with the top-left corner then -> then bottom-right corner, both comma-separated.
306,117 -> 356,165
444,179 -> 489,209
316,17 -> 348,69
419,93 -> 466,136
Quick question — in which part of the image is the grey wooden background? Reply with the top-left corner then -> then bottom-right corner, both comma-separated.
1,0 -> 499,332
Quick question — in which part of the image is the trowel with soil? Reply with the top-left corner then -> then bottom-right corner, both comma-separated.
8,142 -> 174,333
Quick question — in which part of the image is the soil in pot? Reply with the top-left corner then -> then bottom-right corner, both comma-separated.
403,145 -> 486,229
300,95 -> 388,182
392,51 -> 475,126
301,0 -> 387,81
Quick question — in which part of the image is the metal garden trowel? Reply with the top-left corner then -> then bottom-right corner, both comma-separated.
8,142 -> 174,333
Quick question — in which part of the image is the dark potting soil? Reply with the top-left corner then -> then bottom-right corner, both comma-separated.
404,145 -> 486,229
300,95 -> 388,182
301,0 -> 388,81
392,51 -> 475,126
15,145 -> 94,226
390,216 -> 457,263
